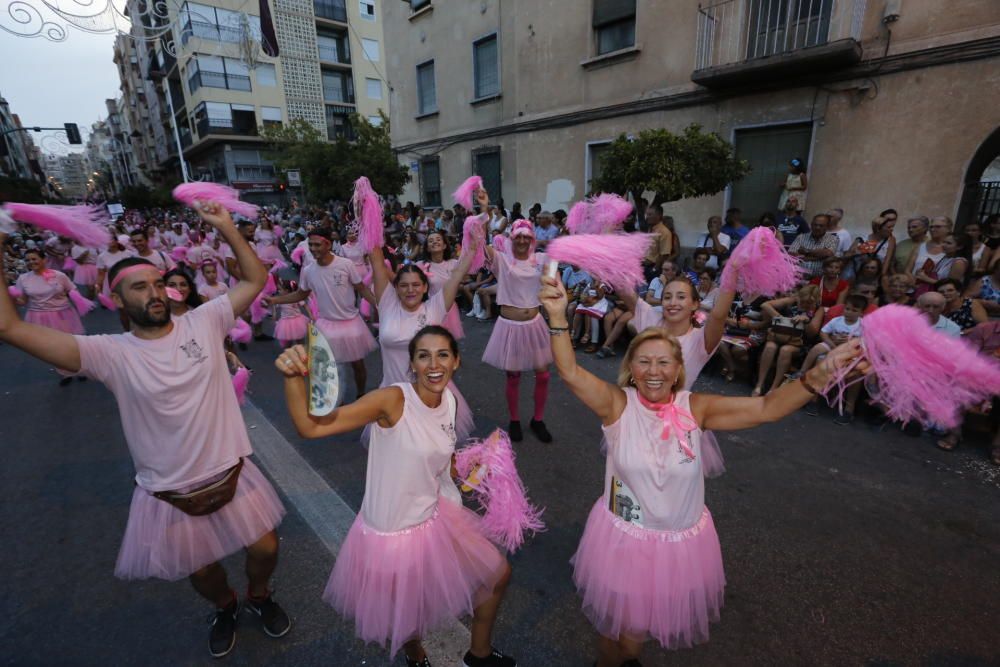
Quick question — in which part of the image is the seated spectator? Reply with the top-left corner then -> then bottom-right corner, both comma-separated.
753,285 -> 823,396
400,230 -> 422,263
824,284 -> 879,324
684,249 -> 711,285
925,233 -> 973,287
722,207 -> 749,251
963,220 -> 992,277
462,266 -> 496,319
697,268 -> 719,310
597,299 -> 630,359
949,321 -> 1000,463
854,256 -> 883,288
963,256 -> 1000,317
788,214 -> 838,278
572,282 -> 611,353
533,211 -> 559,250
694,216 -> 730,270
800,294 -> 867,423
882,273 -> 915,307
717,295 -> 768,382
809,257 -> 849,308
643,261 -> 679,308
563,264 -> 593,320
757,211 -> 783,241
777,198 -> 809,247
934,278 -> 987,332
916,291 -> 961,337
847,215 -> 895,279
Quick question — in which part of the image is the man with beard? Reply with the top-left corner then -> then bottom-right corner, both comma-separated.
0,201 -> 290,659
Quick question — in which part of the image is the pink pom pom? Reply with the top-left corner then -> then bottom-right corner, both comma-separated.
3,203 -> 111,248
8,285 -> 23,300
546,233 -> 654,291
232,367 -> 250,405
69,290 -> 95,316
351,176 -> 384,253
97,293 -> 117,310
462,214 -> 488,273
63,257 -> 77,271
566,194 -> 633,235
829,305 -> 1000,428
172,183 -> 260,220
229,318 -> 252,343
273,225 -> 283,237
170,246 -> 189,262
268,257 -> 288,274
306,294 -> 319,320
454,428 -> 545,552
720,226 -> 803,298
291,244 -> 306,265
452,175 -> 483,210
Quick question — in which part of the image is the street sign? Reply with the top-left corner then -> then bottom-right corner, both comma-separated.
287,170 -> 301,187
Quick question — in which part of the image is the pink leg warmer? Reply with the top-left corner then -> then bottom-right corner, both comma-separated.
505,372 -> 521,421
533,370 -> 550,421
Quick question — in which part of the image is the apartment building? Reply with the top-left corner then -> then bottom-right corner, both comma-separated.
384,0 -> 1000,240
0,95 -> 47,188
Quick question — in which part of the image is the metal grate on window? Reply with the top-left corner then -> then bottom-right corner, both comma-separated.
417,61 -> 436,115
473,35 -> 499,99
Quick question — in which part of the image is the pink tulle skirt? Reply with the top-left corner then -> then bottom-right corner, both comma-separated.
442,303 -> 464,340
323,498 -> 506,657
482,314 -> 553,371
25,307 -> 85,335
256,244 -> 283,263
114,459 -> 286,581
315,315 -> 378,363
701,431 -> 726,478
571,501 -> 725,650
72,264 -> 98,286
275,314 -> 309,346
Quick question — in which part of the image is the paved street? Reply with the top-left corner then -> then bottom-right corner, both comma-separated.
2,308 -> 999,666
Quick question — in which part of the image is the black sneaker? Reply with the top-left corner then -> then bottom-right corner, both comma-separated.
244,593 -> 291,638
462,647 -> 516,667
804,402 -> 819,417
405,656 -> 432,667
208,596 -> 239,658
508,420 -> 522,442
529,419 -> 553,443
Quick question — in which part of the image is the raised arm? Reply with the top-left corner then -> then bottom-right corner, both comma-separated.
442,233 -> 481,310
368,245 -> 392,302
540,273 -> 625,424
194,202 -> 267,316
265,288 -> 310,306
0,232 -> 81,372
276,345 -> 402,437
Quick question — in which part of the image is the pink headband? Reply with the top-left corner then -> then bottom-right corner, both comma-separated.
510,220 -> 534,238
109,264 -> 163,290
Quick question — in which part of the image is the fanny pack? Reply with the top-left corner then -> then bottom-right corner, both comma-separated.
152,459 -> 244,516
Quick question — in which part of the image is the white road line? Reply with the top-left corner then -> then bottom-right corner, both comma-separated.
241,400 -> 472,664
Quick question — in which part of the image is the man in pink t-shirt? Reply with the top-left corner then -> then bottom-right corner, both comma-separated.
0,202 -> 290,658
265,228 -> 376,397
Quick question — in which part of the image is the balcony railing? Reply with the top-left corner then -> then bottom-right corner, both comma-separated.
318,44 -> 350,64
314,0 -> 347,22
196,116 -> 259,139
188,71 -> 252,93
695,0 -> 866,71
234,164 -> 276,180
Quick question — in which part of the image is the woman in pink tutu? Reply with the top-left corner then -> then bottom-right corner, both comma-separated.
272,278 -> 310,347
254,217 -> 283,264
617,275 -> 738,478
481,207 -> 554,444
69,243 -> 98,297
365,230 -> 481,444
339,225 -> 376,319
539,273 -> 866,667
13,248 -> 87,385
276,325 -> 516,667
419,230 -> 466,340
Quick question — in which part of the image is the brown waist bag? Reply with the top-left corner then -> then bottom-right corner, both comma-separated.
152,459 -> 244,516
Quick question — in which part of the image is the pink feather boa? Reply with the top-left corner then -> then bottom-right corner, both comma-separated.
461,214 -> 488,273
454,428 -> 545,552
546,233 -> 654,291
172,183 -> 259,220
3,202 -> 111,247
823,305 -> 1000,428
720,226 -> 803,297
231,367 -> 250,405
290,244 -> 306,265
69,290 -> 95,316
97,293 -> 117,310
566,193 -> 633,235
7,285 -> 23,300
452,175 -> 483,210
229,318 -> 252,343
350,176 -> 384,253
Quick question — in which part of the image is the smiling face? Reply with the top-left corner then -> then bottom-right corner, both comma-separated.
512,233 -> 533,257
201,263 -> 218,284
308,236 -> 331,260
660,279 -> 699,326
166,273 -> 191,303
929,218 -> 951,241
823,259 -> 844,279
131,233 -> 148,254
941,235 -> 960,256
409,332 -> 460,394
25,250 -> 44,272
394,266 -> 429,310
628,337 -> 683,404
426,231 -> 447,257
935,281 -> 961,304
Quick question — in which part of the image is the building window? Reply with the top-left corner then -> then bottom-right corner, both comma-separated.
317,29 -> 350,63
473,147 -> 501,200
314,0 -> 347,22
593,0 -> 636,55
187,55 -> 251,93
365,77 -> 382,100
586,141 -> 612,193
325,104 -> 356,141
256,63 -> 276,86
416,60 -> 436,115
359,0 -> 375,21
420,156 -> 441,207
367,115 -> 383,126
362,38 -> 380,62
410,0 -> 431,10
473,34 -> 499,100
180,2 -> 261,44
261,106 -> 282,127
193,101 -> 258,137
322,69 -> 355,103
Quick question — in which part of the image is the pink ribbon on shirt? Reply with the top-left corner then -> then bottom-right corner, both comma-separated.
636,393 -> 698,461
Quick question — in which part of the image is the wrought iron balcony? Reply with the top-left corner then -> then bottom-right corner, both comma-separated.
314,0 -> 347,22
693,0 -> 866,87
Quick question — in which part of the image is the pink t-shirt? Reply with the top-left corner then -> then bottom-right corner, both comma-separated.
633,300 -> 716,390
164,230 -> 188,248
70,245 -> 97,265
339,241 -> 368,271
16,270 -> 74,312
97,249 -> 134,271
377,288 -> 447,386
495,251 -> 547,308
136,249 -> 175,273
255,228 -> 277,248
74,295 -> 251,491
186,243 -> 217,267
420,258 -> 460,294
602,389 -> 704,531
361,383 -> 460,532
200,281 -> 229,300
299,254 -> 364,321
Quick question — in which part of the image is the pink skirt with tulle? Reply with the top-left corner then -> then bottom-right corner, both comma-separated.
72,264 -> 98,287
324,498 -> 506,657
482,314 -> 553,371
315,316 -> 378,363
442,303 -> 464,340
571,500 -> 725,650
115,459 -> 286,581
274,314 -> 309,346
701,431 -> 726,478
25,307 -> 85,335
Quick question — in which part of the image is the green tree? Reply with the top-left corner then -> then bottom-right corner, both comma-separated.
0,176 -> 49,203
591,125 -> 750,208
260,112 -> 409,202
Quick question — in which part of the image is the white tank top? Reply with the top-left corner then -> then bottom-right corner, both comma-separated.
912,241 -> 945,276
601,388 -> 704,531
360,383 -> 460,532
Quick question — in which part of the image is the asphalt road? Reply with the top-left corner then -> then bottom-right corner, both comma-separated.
1,307 -> 998,667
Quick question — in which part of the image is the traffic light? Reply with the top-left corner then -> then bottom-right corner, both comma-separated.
64,123 -> 82,145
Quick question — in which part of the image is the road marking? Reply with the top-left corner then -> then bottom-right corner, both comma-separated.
241,401 -> 472,662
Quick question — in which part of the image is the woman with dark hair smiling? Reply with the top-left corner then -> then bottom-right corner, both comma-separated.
164,268 -> 203,317
419,229 -> 466,340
